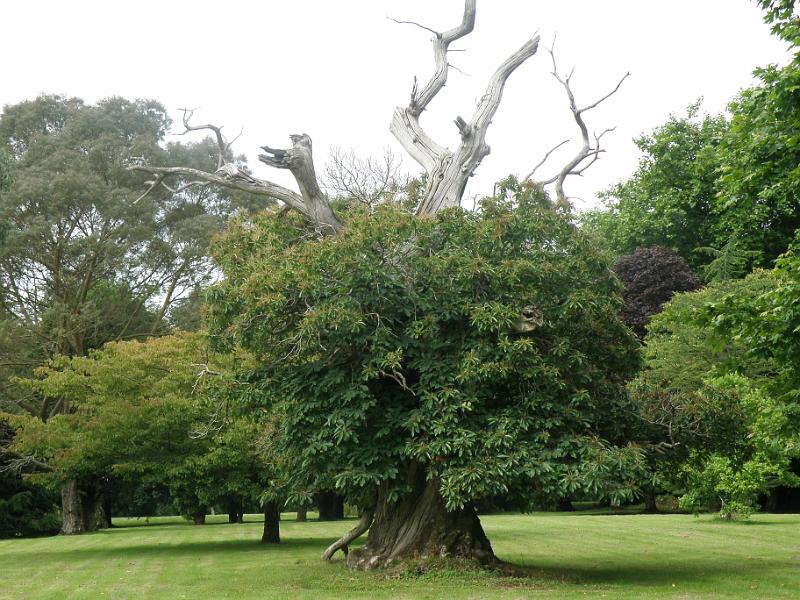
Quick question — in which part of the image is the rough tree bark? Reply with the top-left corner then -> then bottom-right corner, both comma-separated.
296,505 -> 308,522
129,0 -> 622,569
643,487 -> 659,514
346,465 -> 494,570
60,480 -> 100,535
261,502 -> 281,544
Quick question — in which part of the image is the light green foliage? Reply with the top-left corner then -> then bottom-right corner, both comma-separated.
716,242 -> 800,397
757,0 -> 800,49
641,270 -> 777,391
678,375 -> 800,519
2,512 -> 800,598
7,333 -> 269,516
633,269 -> 800,518
208,180 -> 643,511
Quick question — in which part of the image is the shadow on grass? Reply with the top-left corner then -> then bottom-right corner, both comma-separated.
15,536 -> 341,562
515,559 -> 794,587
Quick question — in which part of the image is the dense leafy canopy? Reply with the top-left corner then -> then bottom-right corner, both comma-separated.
631,269 -> 800,517
581,106 -> 727,268
207,181 -> 644,511
8,333 -> 270,520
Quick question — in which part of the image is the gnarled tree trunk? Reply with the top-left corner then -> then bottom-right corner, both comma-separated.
346,465 -> 494,570
60,480 -> 100,535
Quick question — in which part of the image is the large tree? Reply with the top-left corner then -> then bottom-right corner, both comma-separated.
0,94 -> 268,533
131,1 -> 636,568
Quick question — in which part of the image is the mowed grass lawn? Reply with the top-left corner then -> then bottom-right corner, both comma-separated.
1,512 -> 799,599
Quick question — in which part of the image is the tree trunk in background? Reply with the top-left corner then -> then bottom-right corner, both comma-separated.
317,491 -> 344,520
261,502 -> 281,544
346,466 -> 495,570
98,494 -> 113,529
557,499 -> 575,512
296,506 -> 308,522
60,480 -> 100,535
192,509 -> 206,525
643,487 -> 659,514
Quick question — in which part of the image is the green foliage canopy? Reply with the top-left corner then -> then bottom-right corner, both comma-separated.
208,181 -> 644,511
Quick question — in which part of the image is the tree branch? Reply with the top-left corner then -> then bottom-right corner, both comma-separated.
128,165 -> 307,215
321,509 -> 374,560
259,134 -> 344,234
389,1 -> 476,172
534,38 -> 628,207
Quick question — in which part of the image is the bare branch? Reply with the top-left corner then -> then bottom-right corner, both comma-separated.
524,138 -> 570,181
534,38 -> 628,207
387,17 -> 439,37
323,147 -> 409,209
129,165 -> 307,214
0,452 -> 53,475
407,0 -> 476,115
132,174 -> 166,204
389,0 -> 477,172
176,108 -> 230,169
580,73 -> 630,113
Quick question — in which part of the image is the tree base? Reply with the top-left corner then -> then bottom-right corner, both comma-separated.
261,502 -> 280,544
345,468 -> 495,570
60,480 -> 100,535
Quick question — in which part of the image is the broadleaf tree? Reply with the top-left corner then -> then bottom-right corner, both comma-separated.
0,95 -> 270,533
131,1 -> 638,568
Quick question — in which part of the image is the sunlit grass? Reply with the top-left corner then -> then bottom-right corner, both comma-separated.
1,511 -> 798,599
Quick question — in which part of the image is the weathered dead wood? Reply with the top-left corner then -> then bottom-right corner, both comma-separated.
526,38 -> 629,206
390,1 -> 539,214
259,134 -> 343,234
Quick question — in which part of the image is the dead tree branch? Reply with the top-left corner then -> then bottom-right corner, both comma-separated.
259,134 -> 344,233
529,38 -> 629,206
390,0 -> 539,214
323,148 -> 409,208
129,111 -> 342,232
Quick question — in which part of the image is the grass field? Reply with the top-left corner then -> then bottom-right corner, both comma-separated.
1,511 -> 798,599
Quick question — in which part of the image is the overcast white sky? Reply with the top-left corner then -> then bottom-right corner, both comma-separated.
1,1 -> 791,209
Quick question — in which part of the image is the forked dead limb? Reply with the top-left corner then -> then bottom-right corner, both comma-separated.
527,37 -> 629,206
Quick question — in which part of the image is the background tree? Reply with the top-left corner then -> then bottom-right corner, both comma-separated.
7,333 -> 276,535
630,268 -> 800,517
0,94 -> 269,532
584,2 -> 800,273
612,246 -> 701,339
581,105 -> 727,268
0,418 -> 60,538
